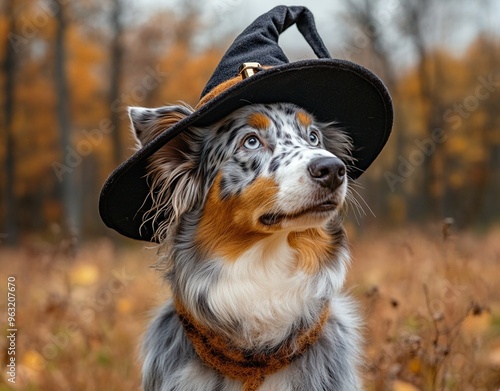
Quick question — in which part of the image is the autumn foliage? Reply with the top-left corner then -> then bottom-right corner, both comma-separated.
1,2 -> 500,242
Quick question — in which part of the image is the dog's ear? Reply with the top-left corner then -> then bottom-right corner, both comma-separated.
128,104 -> 203,243
128,105 -> 193,148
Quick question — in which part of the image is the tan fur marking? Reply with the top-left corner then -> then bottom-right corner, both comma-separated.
287,228 -> 333,274
196,66 -> 274,109
247,112 -> 271,130
196,174 -> 280,261
296,111 -> 312,128
196,75 -> 243,108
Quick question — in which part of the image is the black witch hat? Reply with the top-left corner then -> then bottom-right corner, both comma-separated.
99,5 -> 393,242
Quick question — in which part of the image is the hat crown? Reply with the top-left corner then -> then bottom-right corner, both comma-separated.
201,5 -> 330,98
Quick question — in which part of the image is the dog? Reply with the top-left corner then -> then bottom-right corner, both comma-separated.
129,102 -> 363,391
99,7 -> 393,389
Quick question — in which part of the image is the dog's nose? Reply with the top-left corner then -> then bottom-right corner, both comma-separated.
307,157 -> 346,190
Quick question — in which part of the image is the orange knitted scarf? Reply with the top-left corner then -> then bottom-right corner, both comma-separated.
175,298 -> 329,391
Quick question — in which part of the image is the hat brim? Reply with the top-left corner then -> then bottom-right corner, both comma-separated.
99,59 -> 393,241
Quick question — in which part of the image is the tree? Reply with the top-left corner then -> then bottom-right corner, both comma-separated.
398,0 -> 444,218
2,0 -> 18,245
54,0 -> 80,242
341,0 -> 495,225
340,0 -> 402,221
109,0 -> 124,165
341,0 -> 396,89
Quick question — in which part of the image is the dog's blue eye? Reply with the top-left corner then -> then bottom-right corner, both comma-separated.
308,131 -> 320,146
243,136 -> 261,150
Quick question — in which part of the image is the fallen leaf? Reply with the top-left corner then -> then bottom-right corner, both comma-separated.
408,357 -> 422,374
488,347 -> 500,366
462,312 -> 492,336
392,380 -> 421,391
117,297 -> 133,314
21,350 -> 45,371
70,263 -> 100,286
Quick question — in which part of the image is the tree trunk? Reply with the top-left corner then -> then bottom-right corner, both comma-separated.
342,0 -> 400,222
110,0 -> 124,165
2,0 -> 18,245
54,0 -> 80,243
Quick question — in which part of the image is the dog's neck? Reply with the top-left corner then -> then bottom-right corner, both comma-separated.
175,295 -> 330,391
174,228 -> 347,348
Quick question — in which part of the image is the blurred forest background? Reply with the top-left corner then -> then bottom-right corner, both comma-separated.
1,0 -> 499,245
1,1 -> 500,391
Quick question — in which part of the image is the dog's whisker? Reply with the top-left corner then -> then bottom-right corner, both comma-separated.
347,193 -> 366,223
349,186 -> 375,218
345,190 -> 365,225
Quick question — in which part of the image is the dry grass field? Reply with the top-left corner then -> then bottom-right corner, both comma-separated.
1,225 -> 499,391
